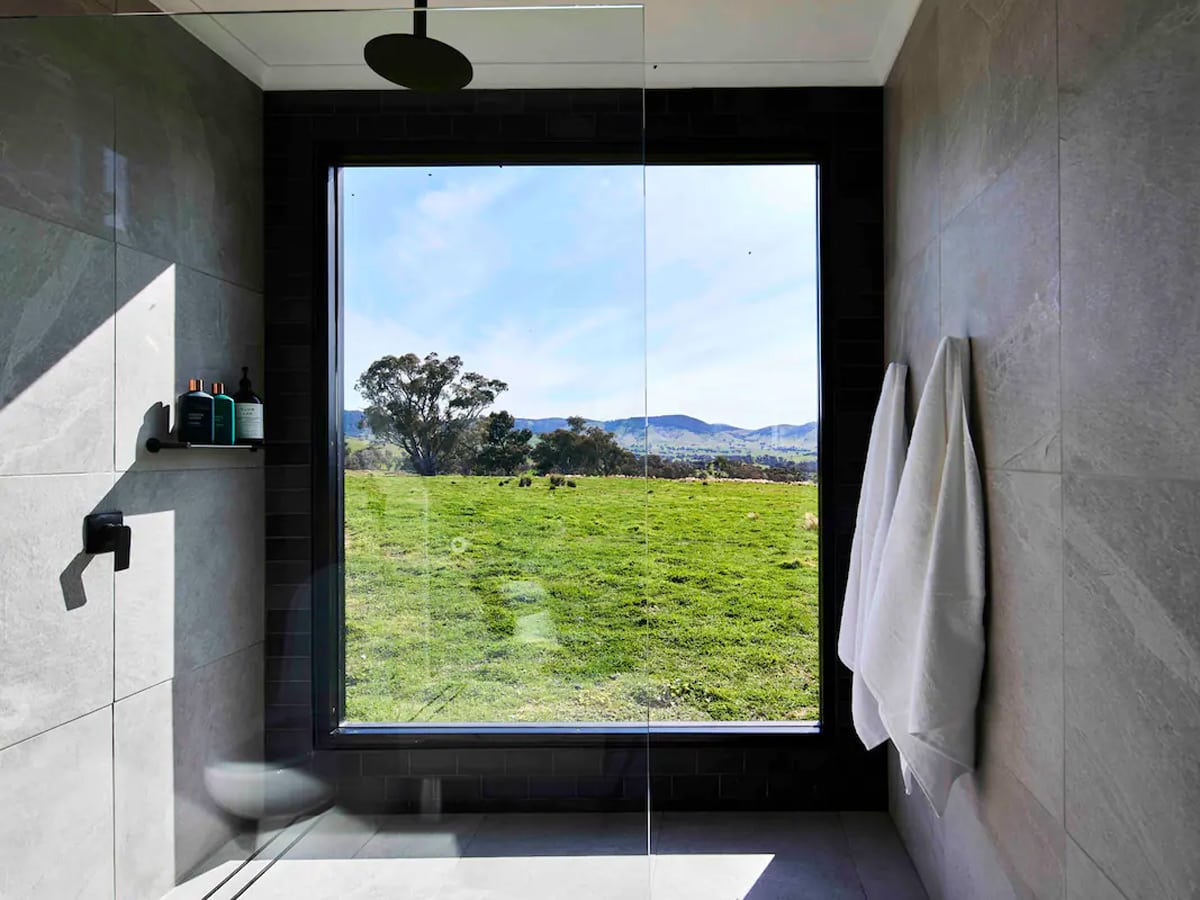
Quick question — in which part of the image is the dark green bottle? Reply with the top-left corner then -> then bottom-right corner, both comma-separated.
178,379 -> 214,443
212,382 -> 236,445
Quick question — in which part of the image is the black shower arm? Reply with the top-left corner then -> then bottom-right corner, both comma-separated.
415,0 -> 427,39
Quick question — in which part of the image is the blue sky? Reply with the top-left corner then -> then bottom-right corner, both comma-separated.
344,164 -> 818,429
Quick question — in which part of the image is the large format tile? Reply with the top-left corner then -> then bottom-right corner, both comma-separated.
1063,475 -> 1200,900
937,0 -> 1057,224
173,643 -> 266,880
0,707 -> 114,900
884,238 -> 940,419
0,16 -> 115,239
840,811 -> 928,900
1059,2 -> 1200,478
885,0 -> 941,274
977,471 -> 1063,819
112,16 -> 263,291
1065,837 -> 1125,900
650,853 -> 776,900
0,473 -> 114,749
445,855 -> 651,900
282,809 -> 381,860
356,814 -> 483,860
0,205 -> 115,475
115,246 -> 264,471
1058,0 -> 1196,100
656,812 -> 864,900
941,133 -> 1060,472
889,747 -> 943,900
112,466 -> 264,695
115,681 -> 176,900
940,778 -> 1021,900
464,813 -> 646,858
943,760 -> 1065,900
245,858 -> 461,900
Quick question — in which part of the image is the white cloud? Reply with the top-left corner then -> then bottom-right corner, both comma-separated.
348,167 -> 527,321
344,305 -> 643,420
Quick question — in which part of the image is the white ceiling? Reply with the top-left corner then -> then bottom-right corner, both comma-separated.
148,1 -> 920,91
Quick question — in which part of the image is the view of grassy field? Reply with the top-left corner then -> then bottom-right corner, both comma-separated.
344,471 -> 820,724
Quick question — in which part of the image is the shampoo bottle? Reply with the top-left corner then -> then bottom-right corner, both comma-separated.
212,382 -> 235,445
177,379 -> 214,443
233,367 -> 264,446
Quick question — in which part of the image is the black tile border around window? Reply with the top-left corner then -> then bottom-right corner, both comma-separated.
264,87 -> 885,813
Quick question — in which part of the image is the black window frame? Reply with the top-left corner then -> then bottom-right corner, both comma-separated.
270,88 -> 884,808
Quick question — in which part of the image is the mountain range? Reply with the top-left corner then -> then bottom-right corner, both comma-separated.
347,411 -> 817,461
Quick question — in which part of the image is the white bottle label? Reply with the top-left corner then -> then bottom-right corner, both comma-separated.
236,404 -> 263,440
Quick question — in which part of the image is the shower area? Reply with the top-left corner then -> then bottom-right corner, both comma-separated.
0,5 -> 917,898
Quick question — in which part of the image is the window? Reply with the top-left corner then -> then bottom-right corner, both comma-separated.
339,163 -> 819,727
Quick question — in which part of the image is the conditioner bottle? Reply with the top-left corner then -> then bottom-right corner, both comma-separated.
177,379 -> 214,443
234,367 -> 264,446
212,382 -> 235,445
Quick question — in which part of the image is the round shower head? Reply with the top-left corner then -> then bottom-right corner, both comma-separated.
364,1 -> 474,91
364,33 -> 473,91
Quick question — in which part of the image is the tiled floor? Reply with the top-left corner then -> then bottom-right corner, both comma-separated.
168,810 -> 927,900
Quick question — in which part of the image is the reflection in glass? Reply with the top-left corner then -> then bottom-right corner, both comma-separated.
342,164 -> 647,724
645,165 -> 820,723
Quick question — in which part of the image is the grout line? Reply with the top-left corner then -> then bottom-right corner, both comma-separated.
981,468 -> 1200,484
110,80 -> 119,900
348,815 -> 384,860
1067,835 -> 1134,900
0,702 -> 113,756
176,639 -> 267,683
1055,0 -> 1070,870
110,704 -> 117,900
0,195 -> 114,246
113,675 -> 173,707
453,811 -> 488,858
111,235 -> 265,296
0,464 -> 263,480
836,811 -> 872,899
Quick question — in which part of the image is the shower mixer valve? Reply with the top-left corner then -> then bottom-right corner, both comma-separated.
84,511 -> 132,572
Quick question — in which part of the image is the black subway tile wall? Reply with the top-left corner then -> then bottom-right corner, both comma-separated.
264,88 -> 884,813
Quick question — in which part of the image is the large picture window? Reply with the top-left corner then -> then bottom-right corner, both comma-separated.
339,163 -> 819,727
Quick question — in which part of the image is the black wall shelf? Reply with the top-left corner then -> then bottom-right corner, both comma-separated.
146,438 -> 263,453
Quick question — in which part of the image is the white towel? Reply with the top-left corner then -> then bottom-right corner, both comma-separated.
860,336 -> 986,815
838,362 -> 908,750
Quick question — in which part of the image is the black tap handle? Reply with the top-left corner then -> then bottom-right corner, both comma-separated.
84,512 -> 132,571
113,524 -> 131,572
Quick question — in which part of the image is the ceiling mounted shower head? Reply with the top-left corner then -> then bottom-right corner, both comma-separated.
364,0 -> 474,91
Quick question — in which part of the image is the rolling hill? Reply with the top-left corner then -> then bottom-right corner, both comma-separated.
345,410 -> 817,461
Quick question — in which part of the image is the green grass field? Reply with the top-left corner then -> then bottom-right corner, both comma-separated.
344,472 -> 820,723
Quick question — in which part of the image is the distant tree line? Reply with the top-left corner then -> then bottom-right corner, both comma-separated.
350,352 -> 816,482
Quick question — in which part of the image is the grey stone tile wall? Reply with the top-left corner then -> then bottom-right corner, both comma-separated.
0,13 -> 264,900
884,1 -> 1200,899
